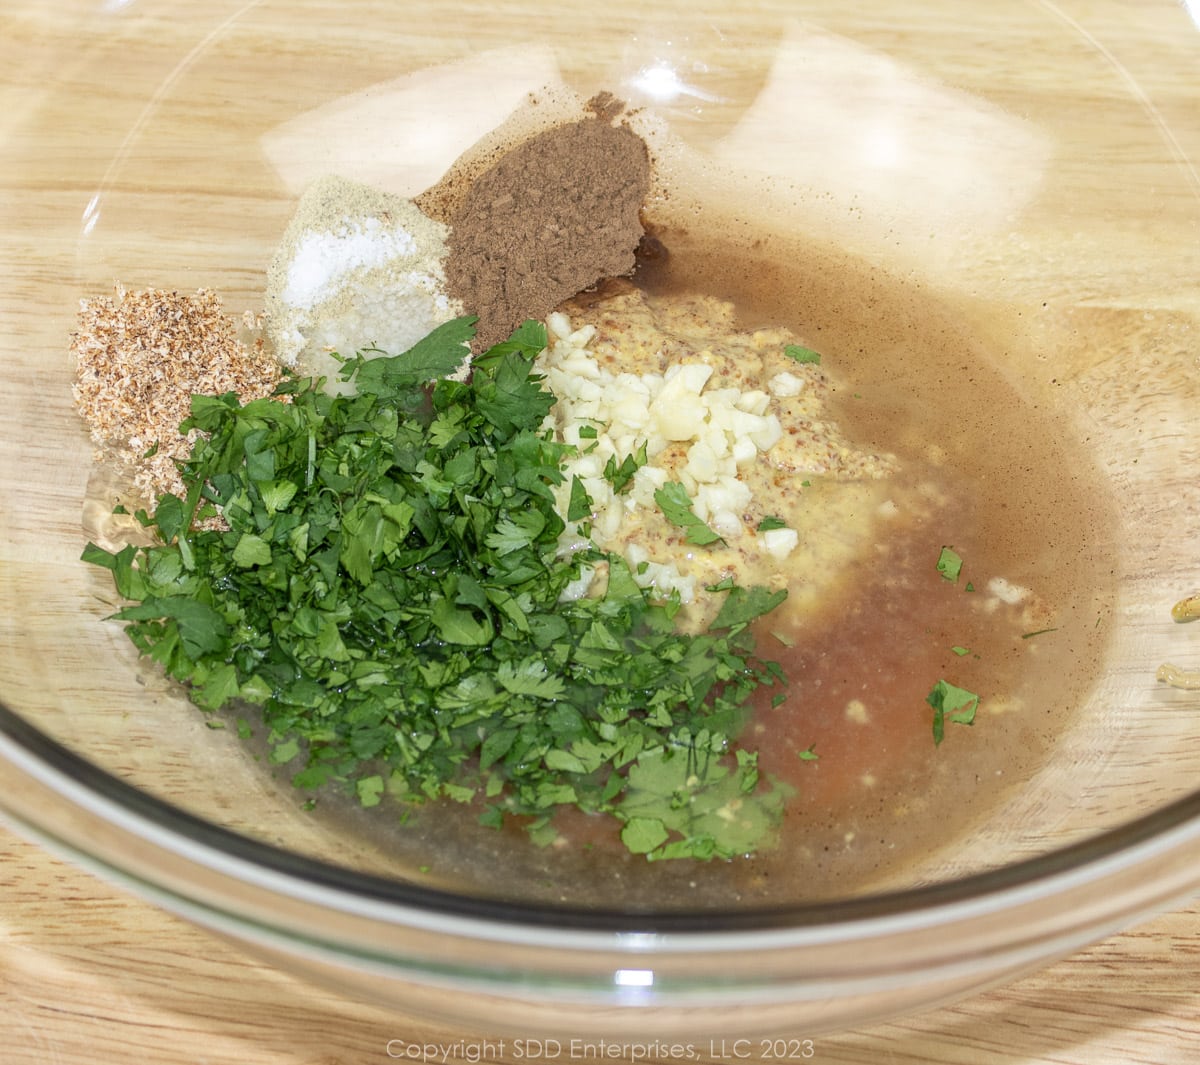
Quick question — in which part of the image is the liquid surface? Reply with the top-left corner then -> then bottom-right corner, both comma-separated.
290,224 -> 1117,909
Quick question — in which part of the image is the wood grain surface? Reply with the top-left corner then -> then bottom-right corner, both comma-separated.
4,820 -> 1200,1065
3,1 -> 1200,1062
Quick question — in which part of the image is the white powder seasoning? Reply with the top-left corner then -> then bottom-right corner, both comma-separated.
264,175 -> 463,393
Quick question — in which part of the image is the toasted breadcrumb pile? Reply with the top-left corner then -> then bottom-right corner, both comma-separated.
71,285 -> 282,503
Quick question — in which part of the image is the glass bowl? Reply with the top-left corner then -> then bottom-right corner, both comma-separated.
2,0 -> 1199,1039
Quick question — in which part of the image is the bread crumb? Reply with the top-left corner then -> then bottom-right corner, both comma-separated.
71,285 -> 283,505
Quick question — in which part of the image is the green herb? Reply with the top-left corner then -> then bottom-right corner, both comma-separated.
1021,627 -> 1058,639
356,774 -> 385,808
926,679 -> 980,745
654,481 -> 724,546
710,585 -> 788,631
756,516 -> 789,532
616,738 -> 792,860
577,424 -> 599,440
603,440 -> 648,494
936,546 -> 963,583
84,317 -> 788,861
797,744 -> 819,762
783,344 -> 821,365
951,645 -> 971,657
566,475 -> 593,523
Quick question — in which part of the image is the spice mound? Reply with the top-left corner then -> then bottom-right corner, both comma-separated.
443,114 -> 651,349
263,105 -> 653,377
71,285 -> 281,501
264,174 -> 463,393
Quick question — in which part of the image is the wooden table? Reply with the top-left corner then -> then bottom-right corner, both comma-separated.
3,822 -> 1200,1064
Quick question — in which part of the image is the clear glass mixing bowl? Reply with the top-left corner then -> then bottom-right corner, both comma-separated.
1,0 -> 1199,1038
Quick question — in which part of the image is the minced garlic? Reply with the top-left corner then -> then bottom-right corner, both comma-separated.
535,286 -> 897,620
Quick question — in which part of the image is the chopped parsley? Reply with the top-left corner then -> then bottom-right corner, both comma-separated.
617,739 -> 789,861
783,344 -> 821,365
566,475 -> 593,523
603,440 -> 648,494
84,317 -> 789,861
936,546 -> 964,583
654,481 -> 724,546
756,516 -> 789,532
926,679 -> 980,745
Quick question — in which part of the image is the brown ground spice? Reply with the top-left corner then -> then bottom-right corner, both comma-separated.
443,115 -> 651,349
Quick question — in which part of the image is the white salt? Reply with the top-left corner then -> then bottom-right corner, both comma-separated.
281,217 -> 419,308
264,174 -> 464,392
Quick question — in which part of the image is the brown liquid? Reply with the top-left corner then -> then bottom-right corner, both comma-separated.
632,223 -> 1117,897
299,224 -> 1117,911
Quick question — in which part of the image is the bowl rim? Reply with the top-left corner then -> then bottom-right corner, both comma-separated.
5,696 -> 1200,944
